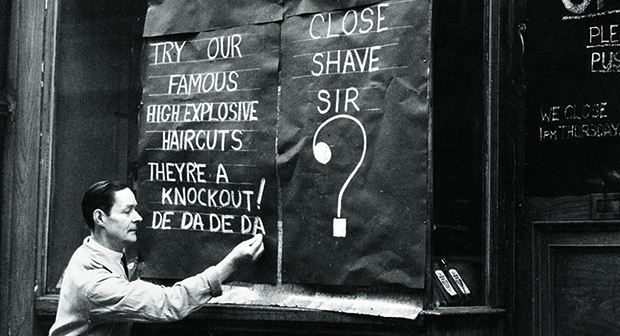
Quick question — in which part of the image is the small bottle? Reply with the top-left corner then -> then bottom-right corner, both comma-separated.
433,262 -> 462,306
440,259 -> 472,305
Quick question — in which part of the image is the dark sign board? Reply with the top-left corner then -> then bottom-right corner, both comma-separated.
138,0 -> 430,290
137,23 -> 281,282
278,0 -> 429,288
525,1 -> 620,196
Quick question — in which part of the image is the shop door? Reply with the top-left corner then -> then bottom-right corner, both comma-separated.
522,1 -> 620,335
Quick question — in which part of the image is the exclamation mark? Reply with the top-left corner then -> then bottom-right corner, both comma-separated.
257,178 -> 265,209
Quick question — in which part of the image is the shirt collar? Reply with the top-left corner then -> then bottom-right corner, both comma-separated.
84,236 -> 124,260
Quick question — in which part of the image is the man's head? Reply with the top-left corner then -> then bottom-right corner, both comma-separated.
82,180 -> 142,251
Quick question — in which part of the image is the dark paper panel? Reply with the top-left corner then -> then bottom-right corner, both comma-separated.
285,0 -> 382,16
143,0 -> 284,36
279,0 -> 430,288
137,23 -> 281,283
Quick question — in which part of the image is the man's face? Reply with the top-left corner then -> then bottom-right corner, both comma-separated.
102,188 -> 142,251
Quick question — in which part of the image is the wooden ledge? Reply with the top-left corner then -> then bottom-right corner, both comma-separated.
421,306 -> 507,316
36,294 -> 424,326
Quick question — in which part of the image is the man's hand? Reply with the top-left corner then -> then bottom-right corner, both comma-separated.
214,234 -> 264,281
231,233 -> 264,263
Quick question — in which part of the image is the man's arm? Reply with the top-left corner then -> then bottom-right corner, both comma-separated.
88,234 -> 265,323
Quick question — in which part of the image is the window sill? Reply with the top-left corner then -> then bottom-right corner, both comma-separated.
422,306 -> 507,316
35,294 -> 424,325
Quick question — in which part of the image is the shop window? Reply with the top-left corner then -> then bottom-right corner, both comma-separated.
431,0 -> 485,306
42,0 -> 488,310
45,0 -> 145,292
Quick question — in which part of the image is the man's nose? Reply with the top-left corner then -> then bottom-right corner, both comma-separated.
133,210 -> 143,222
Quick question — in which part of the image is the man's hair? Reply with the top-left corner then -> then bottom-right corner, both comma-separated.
82,180 -> 131,230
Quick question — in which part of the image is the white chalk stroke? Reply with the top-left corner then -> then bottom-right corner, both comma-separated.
312,114 -> 367,237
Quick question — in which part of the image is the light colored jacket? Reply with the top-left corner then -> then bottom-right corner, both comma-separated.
49,236 -> 222,336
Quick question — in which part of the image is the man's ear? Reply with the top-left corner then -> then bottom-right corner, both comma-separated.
93,209 -> 107,227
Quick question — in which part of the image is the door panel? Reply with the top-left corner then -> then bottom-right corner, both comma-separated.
523,1 -> 620,335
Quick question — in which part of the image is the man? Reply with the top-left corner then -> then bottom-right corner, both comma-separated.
49,180 -> 264,335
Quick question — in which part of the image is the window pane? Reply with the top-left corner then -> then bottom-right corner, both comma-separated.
431,0 -> 485,306
46,0 -> 144,293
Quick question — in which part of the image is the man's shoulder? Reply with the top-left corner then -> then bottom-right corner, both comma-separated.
65,242 -> 114,279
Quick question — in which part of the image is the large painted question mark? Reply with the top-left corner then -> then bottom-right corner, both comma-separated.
312,114 -> 367,238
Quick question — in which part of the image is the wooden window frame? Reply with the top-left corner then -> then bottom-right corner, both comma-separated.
0,0 -> 519,333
